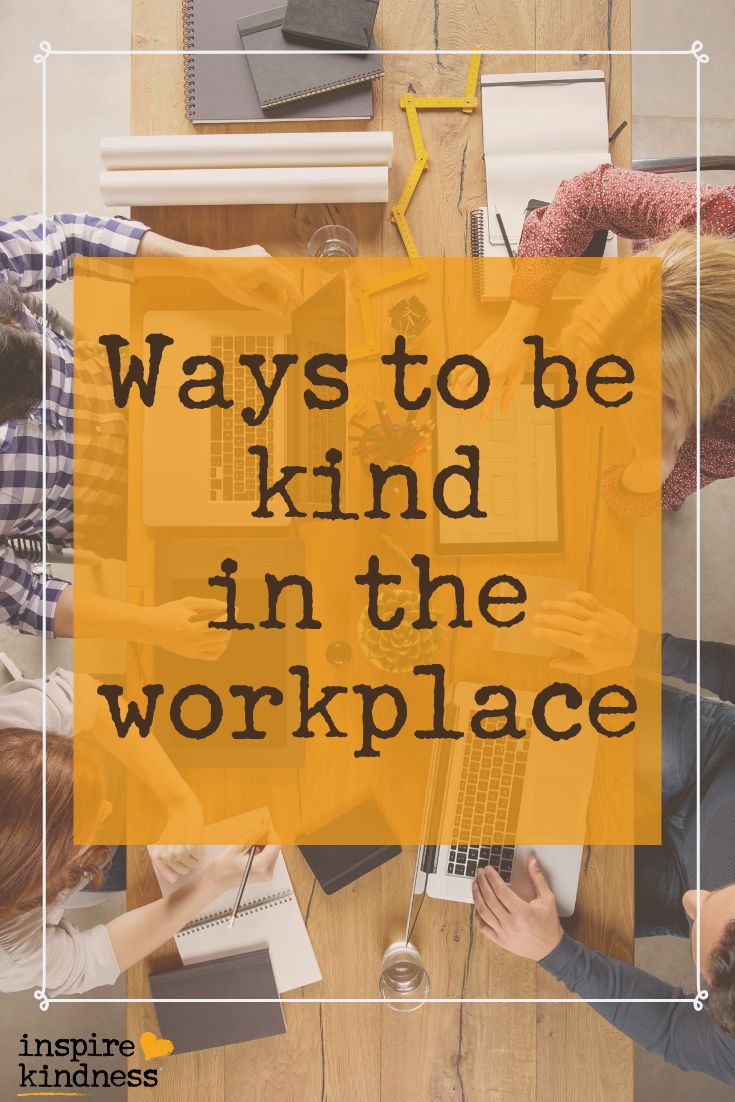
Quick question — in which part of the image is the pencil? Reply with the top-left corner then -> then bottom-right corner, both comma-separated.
228,846 -> 257,928
494,206 -> 515,258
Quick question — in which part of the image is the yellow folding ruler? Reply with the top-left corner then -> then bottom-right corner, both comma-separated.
352,51 -> 481,360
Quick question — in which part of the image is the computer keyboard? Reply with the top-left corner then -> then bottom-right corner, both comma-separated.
209,335 -> 275,503
448,716 -> 530,882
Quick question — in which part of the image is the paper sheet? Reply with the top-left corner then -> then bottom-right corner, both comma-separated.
481,71 -> 611,245
100,132 -> 393,170
100,165 -> 390,206
148,844 -> 321,995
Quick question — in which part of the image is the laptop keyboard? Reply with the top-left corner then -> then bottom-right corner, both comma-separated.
447,715 -> 530,882
209,335 -> 275,503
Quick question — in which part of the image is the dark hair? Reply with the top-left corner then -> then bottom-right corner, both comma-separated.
708,919 -> 735,1036
0,283 -> 44,423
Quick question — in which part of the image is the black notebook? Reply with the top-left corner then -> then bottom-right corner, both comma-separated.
298,801 -> 401,895
238,7 -> 383,110
282,0 -> 380,50
149,948 -> 285,1054
183,0 -> 374,122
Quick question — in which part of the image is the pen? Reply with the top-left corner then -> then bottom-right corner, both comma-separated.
228,845 -> 258,928
494,206 -> 515,258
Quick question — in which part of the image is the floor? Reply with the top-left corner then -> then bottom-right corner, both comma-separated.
0,1 -> 733,1099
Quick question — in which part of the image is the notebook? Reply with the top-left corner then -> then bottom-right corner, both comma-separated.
149,948 -> 286,1054
468,204 -> 611,302
481,71 -> 612,247
238,7 -> 383,110
434,386 -> 562,553
282,0 -> 380,50
148,842 -> 321,994
183,0 -> 374,122
297,801 -> 401,895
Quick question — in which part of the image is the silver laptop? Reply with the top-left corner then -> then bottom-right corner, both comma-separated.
143,275 -> 347,527
415,683 -> 597,916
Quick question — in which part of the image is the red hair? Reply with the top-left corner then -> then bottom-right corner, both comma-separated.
0,729 -> 112,919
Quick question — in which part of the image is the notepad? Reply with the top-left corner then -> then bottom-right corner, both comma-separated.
150,949 -> 286,1053
238,7 -> 383,110
183,0 -> 374,122
282,0 -> 380,50
148,833 -> 321,994
481,71 -> 612,247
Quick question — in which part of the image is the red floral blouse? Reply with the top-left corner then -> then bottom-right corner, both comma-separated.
511,164 -> 735,511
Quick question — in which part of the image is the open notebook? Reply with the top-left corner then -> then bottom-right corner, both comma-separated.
148,830 -> 321,994
481,70 -> 612,248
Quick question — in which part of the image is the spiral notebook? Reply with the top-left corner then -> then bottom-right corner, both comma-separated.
148,846 -> 321,994
481,70 -> 612,248
183,0 -> 374,122
238,7 -> 383,110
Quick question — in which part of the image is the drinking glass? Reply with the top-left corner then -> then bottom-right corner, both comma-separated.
379,940 -> 430,1012
307,224 -> 358,263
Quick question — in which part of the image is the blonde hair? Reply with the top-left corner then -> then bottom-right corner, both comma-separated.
563,230 -> 735,429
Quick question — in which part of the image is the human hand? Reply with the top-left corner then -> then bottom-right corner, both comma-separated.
141,597 -> 231,661
472,858 -> 562,961
209,844 -> 281,890
453,301 -> 541,415
200,251 -> 301,314
150,843 -> 206,885
151,793 -> 207,883
532,590 -> 638,674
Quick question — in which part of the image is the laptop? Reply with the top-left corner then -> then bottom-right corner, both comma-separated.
143,274 -> 347,527
415,683 -> 597,916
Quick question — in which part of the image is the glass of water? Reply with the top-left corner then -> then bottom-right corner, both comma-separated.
379,940 -> 430,1012
307,224 -> 358,263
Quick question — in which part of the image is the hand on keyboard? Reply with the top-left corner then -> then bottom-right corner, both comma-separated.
472,857 -> 563,961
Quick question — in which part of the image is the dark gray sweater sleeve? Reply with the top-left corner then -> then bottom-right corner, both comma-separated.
539,933 -> 735,1086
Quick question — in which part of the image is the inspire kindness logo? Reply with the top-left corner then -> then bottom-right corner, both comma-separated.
16,1031 -> 174,1092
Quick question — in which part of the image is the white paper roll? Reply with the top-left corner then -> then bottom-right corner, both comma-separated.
100,166 -> 389,206
100,132 -> 393,170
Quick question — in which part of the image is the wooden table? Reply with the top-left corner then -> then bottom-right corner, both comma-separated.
127,2 -> 634,1098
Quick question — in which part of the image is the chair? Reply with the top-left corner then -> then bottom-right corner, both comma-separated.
632,155 -> 735,174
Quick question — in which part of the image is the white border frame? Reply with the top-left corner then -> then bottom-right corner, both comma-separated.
31,40 -> 709,1016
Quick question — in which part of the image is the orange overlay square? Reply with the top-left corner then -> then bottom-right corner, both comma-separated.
72,256 -> 662,847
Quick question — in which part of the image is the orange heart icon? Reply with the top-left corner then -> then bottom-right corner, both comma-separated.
139,1031 -> 175,1061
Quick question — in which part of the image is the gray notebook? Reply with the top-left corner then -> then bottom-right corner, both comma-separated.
183,0 -> 374,122
149,948 -> 285,1054
238,7 -> 383,109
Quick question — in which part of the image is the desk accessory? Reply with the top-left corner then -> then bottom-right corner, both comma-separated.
282,0 -> 380,50
149,948 -> 286,1053
358,588 -> 445,672
237,6 -> 382,109
228,845 -> 258,927
494,206 -> 515,257
434,380 -> 562,553
148,835 -> 321,994
307,224 -> 358,260
481,70 -> 612,247
297,801 -> 401,894
350,52 -> 480,361
100,165 -> 389,206
100,132 -> 393,170
379,842 -> 431,1012
379,941 -> 430,1012
183,0 -> 373,122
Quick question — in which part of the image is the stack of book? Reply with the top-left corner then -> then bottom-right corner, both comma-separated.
184,0 -> 382,123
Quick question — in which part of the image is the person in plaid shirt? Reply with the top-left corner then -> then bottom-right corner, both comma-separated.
0,212 -> 298,654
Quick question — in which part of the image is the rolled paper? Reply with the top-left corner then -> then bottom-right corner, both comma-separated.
100,132 -> 394,170
99,166 -> 390,206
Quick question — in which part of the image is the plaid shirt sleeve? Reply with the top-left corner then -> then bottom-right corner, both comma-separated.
0,212 -> 149,292
0,545 -> 68,636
